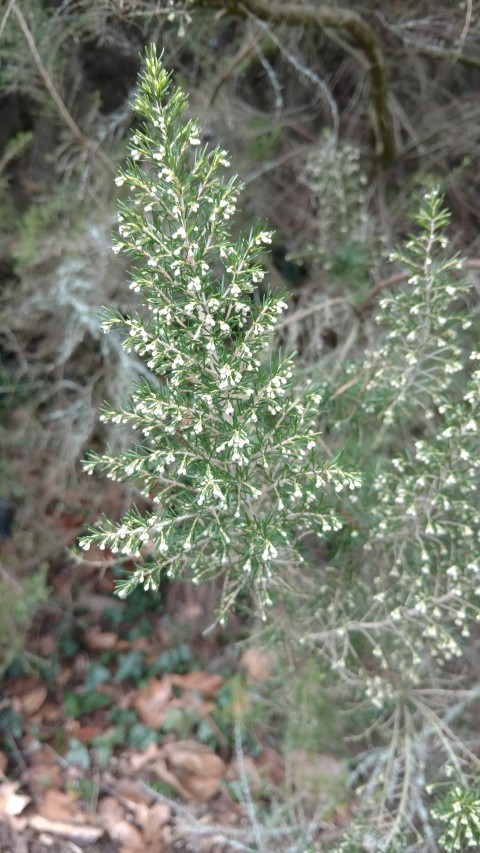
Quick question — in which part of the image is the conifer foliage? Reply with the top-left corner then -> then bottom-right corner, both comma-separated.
79,47 -> 359,619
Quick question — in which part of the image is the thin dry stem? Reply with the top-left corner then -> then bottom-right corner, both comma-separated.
11,1 -> 114,173
194,0 -> 396,165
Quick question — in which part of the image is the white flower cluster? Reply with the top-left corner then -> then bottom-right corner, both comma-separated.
303,130 -> 374,270
298,191 -> 479,843
361,190 -> 470,425
432,785 -> 480,852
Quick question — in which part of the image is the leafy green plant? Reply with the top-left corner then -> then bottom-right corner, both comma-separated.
76,44 -> 480,853
300,130 -> 377,292
296,190 -> 480,849
79,46 -> 359,622
64,690 -> 111,718
149,643 -> 192,674
64,737 -> 90,770
114,650 -> 145,683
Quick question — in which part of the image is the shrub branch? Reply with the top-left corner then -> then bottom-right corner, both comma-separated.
193,0 -> 396,166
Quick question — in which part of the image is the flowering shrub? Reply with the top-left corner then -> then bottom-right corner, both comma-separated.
301,131 -> 375,283
79,47 -> 359,621
300,190 -> 480,849
79,46 -> 480,851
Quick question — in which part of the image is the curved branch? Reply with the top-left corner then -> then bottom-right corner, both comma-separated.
405,43 -> 480,70
12,2 -> 114,173
206,30 -> 264,112
359,258 -> 480,313
193,0 -> 396,166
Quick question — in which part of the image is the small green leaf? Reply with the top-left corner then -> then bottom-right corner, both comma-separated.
85,663 -> 111,690
127,723 -> 158,749
65,737 -> 90,770
114,650 -> 145,683
64,691 -> 111,718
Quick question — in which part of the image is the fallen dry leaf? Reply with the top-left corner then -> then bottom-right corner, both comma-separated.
136,678 -> 172,728
11,680 -> 47,717
125,800 -> 171,846
82,629 -> 118,651
31,701 -> 62,724
240,649 -> 272,683
126,742 -> 163,774
0,751 -> 8,775
37,789 -> 80,822
150,756 -> 194,800
179,773 -> 223,801
114,777 -> 154,806
28,814 -> 104,844
151,740 -> 226,802
162,740 -> 225,779
73,724 -> 106,744
22,761 -> 63,795
138,801 -> 171,838
98,796 -> 163,853
98,795 -> 123,826
0,811 -> 28,839
0,781 -> 31,817
170,671 -> 223,698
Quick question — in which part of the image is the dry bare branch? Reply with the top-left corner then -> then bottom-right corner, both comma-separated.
11,1 -> 115,173
193,0 -> 396,166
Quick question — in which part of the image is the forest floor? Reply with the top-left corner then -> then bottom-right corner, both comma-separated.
0,522 -> 349,853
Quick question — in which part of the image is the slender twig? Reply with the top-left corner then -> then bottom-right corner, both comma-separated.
383,709 -> 413,847
193,0 -> 396,165
275,297 -> 350,332
375,9 -> 480,70
406,42 -> 480,70
243,7 -> 339,140
0,0 -> 16,40
205,29 -> 265,112
279,256 -> 480,350
243,142 -> 312,185
234,718 -> 267,853
358,271 -> 407,312
11,2 -> 114,173
359,258 -> 480,313
455,0 -> 473,59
